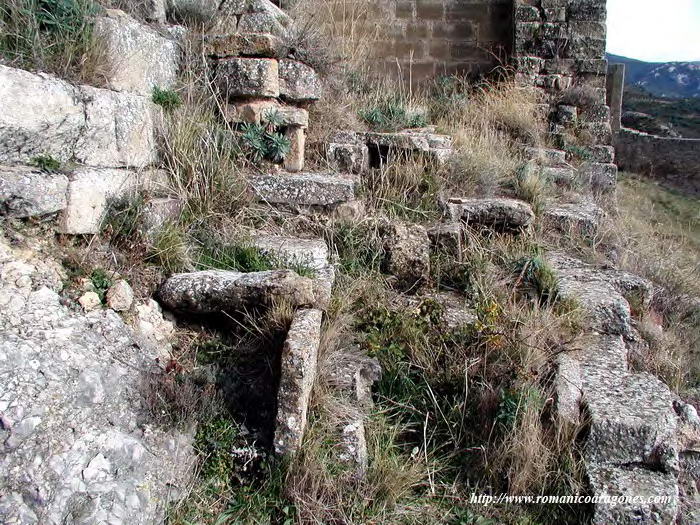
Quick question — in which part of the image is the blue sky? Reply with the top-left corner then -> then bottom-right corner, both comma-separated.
607,0 -> 700,62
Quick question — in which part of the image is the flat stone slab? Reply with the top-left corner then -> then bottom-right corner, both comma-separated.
214,57 -> 280,98
274,308 -> 323,456
158,269 -> 317,314
447,197 -> 535,231
588,464 -> 679,525
0,165 -> 68,218
278,59 -> 322,102
523,146 -> 567,166
250,172 -> 358,207
203,32 -> 281,58
544,199 -> 604,234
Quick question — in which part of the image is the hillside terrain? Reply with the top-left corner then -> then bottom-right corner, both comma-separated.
622,85 -> 700,138
607,53 -> 700,99
0,2 -> 699,525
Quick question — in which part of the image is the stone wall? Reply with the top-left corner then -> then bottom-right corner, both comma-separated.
373,0 -> 513,83
615,128 -> 700,195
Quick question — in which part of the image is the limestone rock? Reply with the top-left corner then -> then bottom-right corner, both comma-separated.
274,308 -> 323,456
447,197 -> 535,232
106,279 -> 134,312
215,58 -> 280,99
284,126 -> 306,172
278,59 -> 322,102
588,464 -> 679,525
333,200 -> 366,222
79,291 -> 102,311
224,100 -> 308,127
522,146 -> 567,166
544,199 -> 604,235
236,0 -> 292,37
427,223 -> 463,258
326,142 -> 370,174
141,197 -> 184,239
250,172 -> 358,208
58,168 -> 137,235
95,10 -> 180,96
133,299 -> 176,355
0,165 -> 68,218
382,221 -> 430,292
0,65 -> 84,164
168,0 -> 219,23
580,162 -> 618,191
0,65 -> 160,168
204,32 -> 281,58
158,269 -> 317,314
251,234 -> 329,270
0,241 -> 193,525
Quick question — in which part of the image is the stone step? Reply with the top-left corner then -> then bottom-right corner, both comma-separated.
544,199 -> 604,235
447,197 -> 535,232
522,146 -> 567,166
250,171 -> 359,209
588,464 -> 679,525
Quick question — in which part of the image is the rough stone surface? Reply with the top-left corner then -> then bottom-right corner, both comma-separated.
250,172 -> 358,208
106,279 -> 135,312
382,221 -> 430,291
427,223 -> 463,259
588,464 -> 679,525
79,291 -> 102,311
278,59 -> 322,102
544,199 -> 604,234
58,168 -> 136,235
447,197 -> 535,231
523,146 -> 567,166
225,100 -> 308,127
252,234 -> 329,270
0,237 -> 192,525
141,197 -> 184,239
132,299 -> 176,355
229,0 -> 292,37
326,142 -> 370,174
215,58 -> 280,99
274,308 -> 322,455
158,269 -> 317,314
203,32 -> 281,58
0,66 -> 160,168
579,162 -> 618,191
284,126 -> 306,172
95,10 -> 180,96
0,165 -> 68,218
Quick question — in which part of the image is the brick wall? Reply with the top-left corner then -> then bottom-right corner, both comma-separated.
373,0 -> 513,83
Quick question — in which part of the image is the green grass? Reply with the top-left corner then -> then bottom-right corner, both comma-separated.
0,0 -> 101,81
195,238 -> 316,278
359,95 -> 428,132
90,268 -> 112,301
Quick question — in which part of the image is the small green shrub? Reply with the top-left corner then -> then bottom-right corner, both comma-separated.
514,255 -> 559,304
152,86 -> 182,112
90,268 -> 112,301
240,122 -> 291,164
31,154 -> 61,172
359,95 -> 427,132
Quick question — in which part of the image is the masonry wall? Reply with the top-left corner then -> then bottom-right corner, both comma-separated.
615,129 -> 700,195
374,0 -> 513,83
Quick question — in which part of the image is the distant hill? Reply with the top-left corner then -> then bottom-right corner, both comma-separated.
607,53 -> 700,99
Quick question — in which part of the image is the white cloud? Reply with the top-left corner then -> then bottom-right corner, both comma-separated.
607,0 -> 700,62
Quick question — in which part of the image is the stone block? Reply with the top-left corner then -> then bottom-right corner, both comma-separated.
58,168 -> 137,235
278,59 -> 322,102
382,221 -> 430,291
250,172 -> 358,207
544,199 -> 603,235
283,126 -> 306,172
95,10 -> 180,97
427,223 -> 463,258
203,32 -> 282,58
326,143 -> 370,174
274,308 -> 323,455
158,269 -> 317,314
447,197 -> 535,232
0,165 -> 68,218
214,58 -> 280,99
251,235 -> 329,271
580,162 -> 617,191
224,100 -> 308,127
